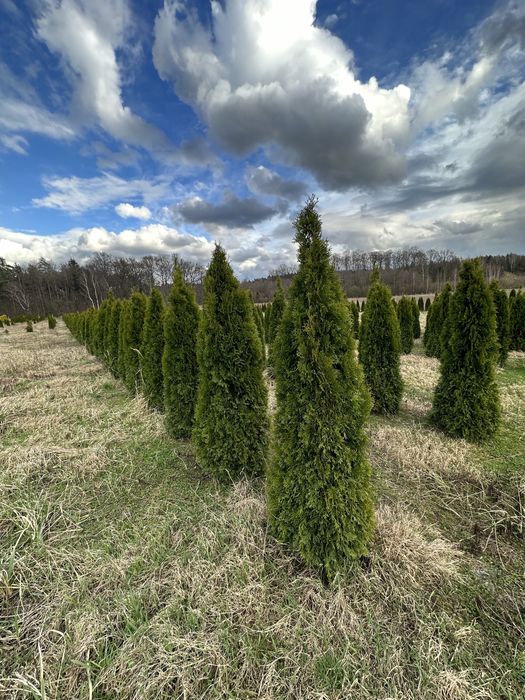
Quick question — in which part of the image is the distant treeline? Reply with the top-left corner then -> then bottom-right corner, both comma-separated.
1,249 -> 524,316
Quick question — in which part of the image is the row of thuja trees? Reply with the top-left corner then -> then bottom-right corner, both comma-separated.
63,198 -> 523,579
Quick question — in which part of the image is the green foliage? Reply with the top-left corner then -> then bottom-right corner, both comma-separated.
107,299 -> 122,377
94,298 -> 111,360
418,296 -> 424,311
489,281 -> 510,366
122,291 -> 146,394
141,288 -> 165,410
424,284 -> 452,358
117,300 -> 129,380
411,298 -> 421,339
47,314 -> 57,329
162,269 -> 200,438
267,198 -> 373,581
431,260 -> 500,442
425,297 -> 431,311
264,302 -> 272,338
359,271 -> 403,415
268,278 -> 286,344
193,245 -> 268,481
509,292 -> 525,351
103,291 -> 115,359
349,301 -> 359,339
396,296 -> 414,354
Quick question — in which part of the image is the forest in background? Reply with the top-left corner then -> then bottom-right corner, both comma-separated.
1,248 -> 524,316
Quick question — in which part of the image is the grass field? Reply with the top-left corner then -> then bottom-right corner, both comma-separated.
1,320 -> 524,699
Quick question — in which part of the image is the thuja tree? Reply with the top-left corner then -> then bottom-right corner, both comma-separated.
349,300 -> 359,339
163,268 -> 200,438
94,297 -> 111,360
268,278 -> 286,344
267,198 -> 373,581
424,284 -> 452,358
425,297 -> 431,311
123,291 -> 146,393
47,314 -> 57,329
418,296 -> 424,311
431,259 -> 500,442
411,297 -> 421,339
489,280 -> 510,366
193,245 -> 268,481
103,291 -> 115,360
107,299 -> 122,377
510,292 -> 525,351
397,296 -> 414,354
141,288 -> 165,410
117,300 -> 129,380
359,270 -> 403,415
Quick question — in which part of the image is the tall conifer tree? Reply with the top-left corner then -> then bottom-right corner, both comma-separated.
141,288 -> 165,410
163,268 -> 200,438
107,299 -> 122,377
123,291 -> 146,394
431,260 -> 500,441
268,198 -> 373,581
193,245 -> 268,481
489,280 -> 510,366
397,296 -> 414,354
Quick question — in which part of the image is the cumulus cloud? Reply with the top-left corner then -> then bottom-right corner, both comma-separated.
33,173 -> 171,214
115,202 -> 152,220
177,192 -> 278,228
153,0 -> 411,190
0,223 -> 214,266
246,165 -> 307,200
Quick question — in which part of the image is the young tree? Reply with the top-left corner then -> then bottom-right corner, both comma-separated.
141,288 -> 165,410
431,259 -> 500,441
268,198 -> 373,581
510,292 -> 525,351
117,300 -> 130,380
397,296 -> 414,354
489,280 -> 510,366
193,245 -> 268,481
268,278 -> 286,344
123,291 -> 146,394
47,314 -> 57,329
163,268 -> 200,438
359,270 -> 403,414
411,297 -> 421,339
107,299 -> 122,377
418,296 -> 424,311
424,284 -> 452,358
425,297 -> 431,311
349,300 -> 359,339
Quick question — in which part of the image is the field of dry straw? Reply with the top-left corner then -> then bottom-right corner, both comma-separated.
0,320 -> 524,699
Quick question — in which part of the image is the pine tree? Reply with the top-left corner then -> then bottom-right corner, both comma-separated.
107,299 -> 122,377
359,270 -> 402,415
123,291 -> 146,394
163,268 -> 200,438
489,280 -> 510,366
397,296 -> 414,354
140,288 -> 165,410
411,297 -> 421,339
510,292 -> 525,351
268,278 -> 286,344
424,284 -> 452,358
349,300 -> 359,339
193,245 -> 268,481
431,259 -> 500,442
268,198 -> 373,581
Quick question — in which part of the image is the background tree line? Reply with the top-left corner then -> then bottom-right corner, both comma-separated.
1,248 -> 524,316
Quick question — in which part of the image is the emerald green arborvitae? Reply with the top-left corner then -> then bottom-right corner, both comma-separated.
424,284 -> 452,358
268,278 -> 286,344
193,245 -> 268,481
249,293 -> 266,361
411,297 -> 421,339
267,198 -> 373,582
264,302 -> 272,338
418,296 -> 424,311
431,259 -> 500,442
489,280 -> 510,366
359,270 -> 403,415
162,268 -> 200,438
349,300 -> 359,338
107,299 -> 122,377
397,296 -> 414,354
425,297 -> 431,311
103,291 -> 115,360
141,288 -> 165,410
47,314 -> 57,329
123,291 -> 146,394
510,292 -> 525,351
117,300 -> 129,380
95,298 -> 110,360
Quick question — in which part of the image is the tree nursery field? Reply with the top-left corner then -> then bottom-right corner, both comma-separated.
1,319 -> 523,700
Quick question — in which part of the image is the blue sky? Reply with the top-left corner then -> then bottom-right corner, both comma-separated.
0,0 -> 524,277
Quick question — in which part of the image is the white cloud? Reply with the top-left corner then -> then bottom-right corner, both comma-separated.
0,224 -> 214,266
115,202 -> 152,220
153,0 -> 411,190
32,173 -> 172,214
0,133 -> 29,155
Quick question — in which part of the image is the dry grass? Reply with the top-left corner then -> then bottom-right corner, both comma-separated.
1,321 -> 524,699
